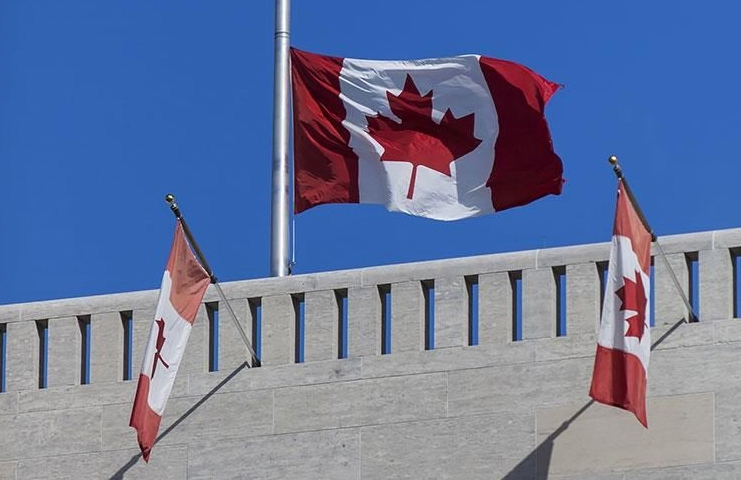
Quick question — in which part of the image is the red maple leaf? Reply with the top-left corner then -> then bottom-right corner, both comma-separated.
365,75 -> 482,199
615,271 -> 648,340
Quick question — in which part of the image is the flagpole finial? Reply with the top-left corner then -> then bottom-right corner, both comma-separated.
164,193 -> 181,219
608,155 -> 619,166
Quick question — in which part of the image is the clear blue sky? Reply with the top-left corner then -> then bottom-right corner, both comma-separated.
2,1 -> 739,305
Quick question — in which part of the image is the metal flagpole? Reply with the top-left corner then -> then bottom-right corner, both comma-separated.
608,155 -> 698,323
165,194 -> 260,367
270,0 -> 292,277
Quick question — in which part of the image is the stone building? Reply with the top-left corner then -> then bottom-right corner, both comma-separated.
0,226 -> 740,479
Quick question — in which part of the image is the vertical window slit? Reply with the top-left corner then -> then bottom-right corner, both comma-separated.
121,311 -> 133,381
466,276 -> 479,346
249,298 -> 262,365
423,280 -> 435,350
379,285 -> 391,354
37,320 -> 48,389
336,289 -> 348,359
733,250 -> 741,319
686,252 -> 699,321
510,272 -> 523,341
293,294 -> 305,363
554,267 -> 567,337
0,324 -> 6,393
79,315 -> 91,385
207,303 -> 219,372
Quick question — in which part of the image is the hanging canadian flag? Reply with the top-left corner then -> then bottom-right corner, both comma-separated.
589,179 -> 653,427
129,221 -> 211,461
290,47 -> 564,220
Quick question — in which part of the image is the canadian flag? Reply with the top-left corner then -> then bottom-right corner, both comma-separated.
129,221 -> 210,461
589,179 -> 652,427
291,48 -> 563,221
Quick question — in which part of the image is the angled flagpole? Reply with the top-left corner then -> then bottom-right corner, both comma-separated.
165,194 -> 260,367
608,155 -> 698,323
270,0 -> 292,276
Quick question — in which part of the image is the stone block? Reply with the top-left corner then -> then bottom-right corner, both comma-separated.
188,429 -> 360,479
99,445 -> 189,480
390,281 -> 425,353
261,294 -> 295,366
654,252 -> 690,324
304,290 -> 339,362
273,381 -> 362,434
714,388 -> 741,462
186,357 -> 361,397
214,298 -> 254,371
132,306 -> 156,376
0,391 -> 18,416
447,357 -> 593,417
5,321 -> 38,391
478,272 -> 513,345
433,276 -> 467,348
360,412 -> 534,479
360,342 -> 535,379
522,268 -> 557,339
90,312 -> 123,383
178,303 -> 207,375
0,461 -> 15,480
348,285 -> 381,357
47,316 -> 80,388
535,393 -> 714,476
0,407 -> 101,461
565,263 -> 601,335
698,248 -> 733,321
102,388 -> 272,451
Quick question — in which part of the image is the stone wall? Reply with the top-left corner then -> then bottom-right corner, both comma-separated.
0,227 -> 740,479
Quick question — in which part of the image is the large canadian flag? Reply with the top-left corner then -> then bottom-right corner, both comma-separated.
129,221 -> 210,461
291,48 -> 563,220
589,179 -> 652,427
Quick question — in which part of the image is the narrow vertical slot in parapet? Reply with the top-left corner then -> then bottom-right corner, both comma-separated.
249,298 -> 262,366
509,272 -> 522,341
336,289 -> 348,359
292,294 -> 305,363
37,319 -> 48,389
466,275 -> 479,346
423,280 -> 435,350
206,302 -> 219,372
597,261 -> 609,316
379,284 -> 391,354
733,249 -> 741,319
554,267 -> 567,337
0,324 -> 6,392
686,252 -> 699,321
121,311 -> 133,381
78,315 -> 91,385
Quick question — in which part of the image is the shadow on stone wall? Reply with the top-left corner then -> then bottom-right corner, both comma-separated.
502,316 -> 687,479
110,361 -> 250,480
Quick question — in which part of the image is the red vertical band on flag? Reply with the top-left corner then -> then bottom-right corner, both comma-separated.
590,345 -> 648,428
614,179 -> 651,274
167,224 -> 210,324
291,48 -> 359,213
478,56 -> 564,211
129,375 -> 161,462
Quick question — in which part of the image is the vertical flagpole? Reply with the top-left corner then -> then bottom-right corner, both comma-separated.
608,155 -> 698,323
270,0 -> 292,277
